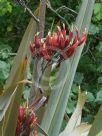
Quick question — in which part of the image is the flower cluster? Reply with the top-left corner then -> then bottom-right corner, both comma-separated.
29,24 -> 88,62
16,106 -> 37,136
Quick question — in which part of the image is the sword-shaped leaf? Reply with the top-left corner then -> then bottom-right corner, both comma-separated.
0,8 -> 39,136
59,90 -> 86,136
40,0 -> 95,136
88,105 -> 102,136
0,58 -> 28,136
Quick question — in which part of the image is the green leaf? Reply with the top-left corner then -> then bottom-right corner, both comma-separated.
97,64 -> 102,72
93,3 -> 102,21
66,98 -> 75,114
74,72 -> 84,84
0,42 -> 11,51
86,92 -> 95,102
0,58 -> 28,136
0,0 -> 12,16
95,89 -> 102,103
5,18 -> 38,90
0,8 -> 39,135
96,131 -> 102,136
97,77 -> 102,84
94,3 -> 102,14
0,44 -> 11,59
0,60 -> 10,82
88,105 -> 102,136
89,24 -> 99,34
40,1 -> 95,135
23,86 -> 30,100
84,115 -> 94,123
96,42 -> 102,53
37,124 -> 48,136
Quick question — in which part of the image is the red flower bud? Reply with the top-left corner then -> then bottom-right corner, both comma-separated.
78,33 -> 88,46
69,31 -> 73,41
65,40 -> 79,58
61,23 -> 66,40
18,106 -> 25,122
51,33 -> 58,47
73,29 -> 80,44
34,32 -> 41,48
16,120 -> 22,135
29,42 -> 35,53
46,32 -> 52,46
27,110 -> 37,126
57,26 -> 66,49
60,34 -> 66,49
41,44 -> 51,60
76,29 -> 80,40
65,31 -> 73,46
16,107 -> 37,136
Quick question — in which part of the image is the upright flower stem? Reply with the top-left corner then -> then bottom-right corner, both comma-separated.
29,0 -> 47,107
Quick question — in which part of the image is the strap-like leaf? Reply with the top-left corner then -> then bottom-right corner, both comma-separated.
96,131 -> 102,136
88,105 -> 102,136
0,58 -> 28,136
40,0 -> 95,136
0,8 -> 39,136
59,91 -> 86,136
69,123 -> 91,136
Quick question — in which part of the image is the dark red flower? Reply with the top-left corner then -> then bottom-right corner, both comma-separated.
29,25 -> 88,62
16,120 -> 22,135
16,106 -> 37,136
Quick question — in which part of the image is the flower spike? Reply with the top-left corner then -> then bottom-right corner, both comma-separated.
29,25 -> 88,63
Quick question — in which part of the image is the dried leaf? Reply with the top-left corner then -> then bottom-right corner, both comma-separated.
59,91 -> 86,136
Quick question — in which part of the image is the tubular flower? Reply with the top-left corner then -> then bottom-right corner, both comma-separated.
29,24 -> 88,62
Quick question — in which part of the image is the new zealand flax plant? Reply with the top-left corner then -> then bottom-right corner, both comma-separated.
0,0 -> 96,136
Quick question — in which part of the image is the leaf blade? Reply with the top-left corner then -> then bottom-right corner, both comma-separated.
40,0 -> 95,136
88,105 -> 102,136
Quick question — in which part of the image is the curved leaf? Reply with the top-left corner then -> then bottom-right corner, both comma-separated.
40,0 -> 95,136
0,8 -> 39,135
59,91 -> 86,136
88,105 -> 102,136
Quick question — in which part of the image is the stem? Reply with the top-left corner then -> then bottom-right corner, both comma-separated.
56,5 -> 77,15
29,0 -> 47,107
16,0 -> 39,22
47,1 -> 69,27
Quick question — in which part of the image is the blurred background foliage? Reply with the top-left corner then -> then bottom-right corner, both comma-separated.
0,0 -> 102,124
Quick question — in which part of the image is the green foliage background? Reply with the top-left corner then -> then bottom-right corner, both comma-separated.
0,0 -> 102,124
